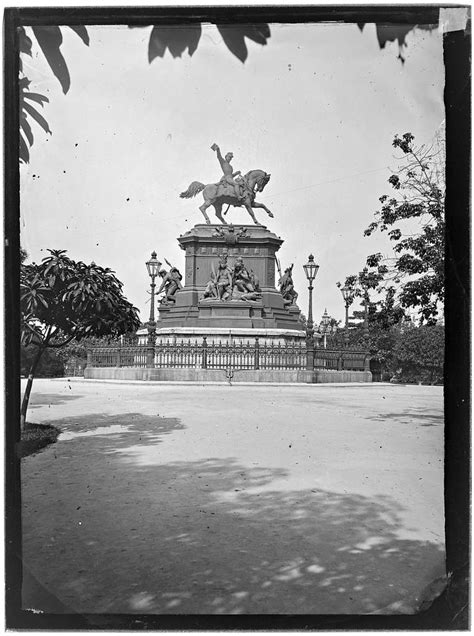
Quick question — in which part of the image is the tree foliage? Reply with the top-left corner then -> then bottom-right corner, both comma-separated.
359,132 -> 445,324
20,249 -> 140,425
21,249 -> 140,345
18,26 -> 90,163
393,324 -> 444,384
21,344 -> 64,377
18,23 -> 270,162
343,288 -> 405,357
19,22 -> 428,162
130,24 -> 271,64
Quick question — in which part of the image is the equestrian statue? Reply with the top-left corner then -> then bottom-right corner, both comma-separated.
180,143 -> 274,225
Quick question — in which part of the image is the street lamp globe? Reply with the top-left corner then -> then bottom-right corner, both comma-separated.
340,285 -> 351,303
340,284 -> 353,331
303,254 -> 319,283
146,251 -> 161,280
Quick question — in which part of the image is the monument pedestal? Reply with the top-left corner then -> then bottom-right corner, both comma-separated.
156,224 -> 305,336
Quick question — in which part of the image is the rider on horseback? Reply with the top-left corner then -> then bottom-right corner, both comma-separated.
211,143 -> 243,201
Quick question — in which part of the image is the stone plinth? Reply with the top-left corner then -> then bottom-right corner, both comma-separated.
157,224 -> 305,332
84,367 -> 372,383
137,326 -> 310,345
179,223 -> 282,290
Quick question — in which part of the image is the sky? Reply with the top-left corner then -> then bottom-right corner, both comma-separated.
20,20 -> 445,325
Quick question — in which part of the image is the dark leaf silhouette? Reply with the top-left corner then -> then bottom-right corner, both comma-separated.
22,91 -> 49,106
374,24 -> 415,49
216,24 -> 271,63
130,23 -> 270,64
148,25 -> 202,61
18,26 -> 87,161
22,100 -> 51,134
241,23 -> 271,45
20,133 -> 29,163
19,78 -> 50,163
69,25 -> 90,46
32,26 -> 70,94
216,26 -> 247,62
21,115 -> 34,146
19,26 -> 32,56
358,23 -> 437,63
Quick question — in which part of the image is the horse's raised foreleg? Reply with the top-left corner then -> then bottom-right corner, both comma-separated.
252,200 -> 274,218
244,201 -> 260,225
214,202 -> 228,225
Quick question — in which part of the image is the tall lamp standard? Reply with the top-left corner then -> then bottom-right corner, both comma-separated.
340,285 -> 353,346
303,254 -> 319,370
145,251 -> 161,368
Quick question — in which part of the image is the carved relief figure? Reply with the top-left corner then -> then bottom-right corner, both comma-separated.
232,256 -> 253,293
200,269 -> 218,300
201,254 -> 261,302
215,252 -> 233,300
250,269 -> 261,293
231,257 -> 261,301
278,264 -> 298,306
157,266 -> 183,304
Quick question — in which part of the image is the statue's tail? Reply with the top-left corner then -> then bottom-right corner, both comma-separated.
180,181 -> 205,199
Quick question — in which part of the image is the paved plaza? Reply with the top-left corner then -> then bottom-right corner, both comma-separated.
21,379 -> 445,615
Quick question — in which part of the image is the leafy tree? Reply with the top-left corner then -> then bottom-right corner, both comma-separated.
361,132 -> 445,324
20,249 -> 140,427
21,344 -> 64,377
344,304 -> 403,375
337,268 -> 407,376
393,323 -> 444,384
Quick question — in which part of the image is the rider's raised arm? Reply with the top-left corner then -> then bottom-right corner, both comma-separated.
212,144 -> 225,167
217,150 -> 228,171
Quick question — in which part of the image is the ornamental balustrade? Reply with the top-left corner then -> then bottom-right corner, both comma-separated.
87,337 -> 369,372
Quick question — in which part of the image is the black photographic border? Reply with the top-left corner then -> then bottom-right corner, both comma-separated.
4,5 -> 470,630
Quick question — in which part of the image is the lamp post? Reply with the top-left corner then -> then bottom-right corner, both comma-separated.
303,254 -> 319,370
145,251 -> 161,369
340,285 -> 352,328
340,284 -> 353,347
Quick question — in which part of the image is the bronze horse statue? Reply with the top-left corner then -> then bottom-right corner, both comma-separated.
180,169 -> 273,225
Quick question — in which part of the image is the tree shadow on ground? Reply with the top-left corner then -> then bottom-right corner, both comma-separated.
21,413 -> 445,616
49,412 -> 185,438
367,408 -> 443,427
28,392 -> 82,408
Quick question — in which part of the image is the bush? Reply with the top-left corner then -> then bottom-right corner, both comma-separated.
18,422 -> 61,457
21,345 -> 64,377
